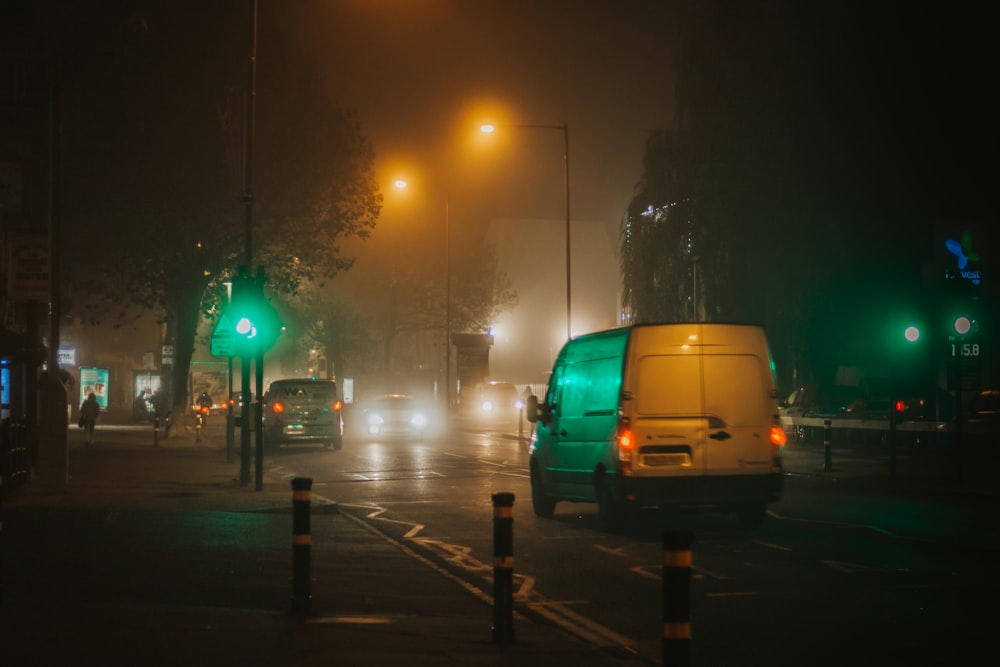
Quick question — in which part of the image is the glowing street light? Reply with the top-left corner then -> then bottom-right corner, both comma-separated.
480,122 -> 572,341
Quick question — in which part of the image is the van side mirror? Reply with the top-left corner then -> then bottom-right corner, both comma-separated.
525,395 -> 552,426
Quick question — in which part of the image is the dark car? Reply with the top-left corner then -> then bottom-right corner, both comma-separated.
467,381 -> 522,423
842,395 -> 932,422
840,393 -> 936,449
964,389 -> 1000,442
364,394 -> 431,439
262,378 -> 343,452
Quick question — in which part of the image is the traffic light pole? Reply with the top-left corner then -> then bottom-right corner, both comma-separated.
255,275 -> 265,491
240,353 -> 251,487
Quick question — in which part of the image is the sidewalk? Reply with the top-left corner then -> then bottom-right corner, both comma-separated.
1,420 -> 647,667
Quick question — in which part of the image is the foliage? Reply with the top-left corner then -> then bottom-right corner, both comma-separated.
285,234 -> 516,380
55,2 -> 381,410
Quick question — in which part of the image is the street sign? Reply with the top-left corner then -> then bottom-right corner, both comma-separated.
211,315 -> 235,357
211,331 -> 235,357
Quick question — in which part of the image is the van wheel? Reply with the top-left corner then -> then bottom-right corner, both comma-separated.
737,503 -> 766,527
530,466 -> 556,518
329,436 -> 343,451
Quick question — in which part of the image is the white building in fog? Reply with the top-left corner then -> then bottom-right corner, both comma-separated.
486,216 -> 621,383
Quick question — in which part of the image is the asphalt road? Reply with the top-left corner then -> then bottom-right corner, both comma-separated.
278,417 -> 1000,666
3,414 -> 997,666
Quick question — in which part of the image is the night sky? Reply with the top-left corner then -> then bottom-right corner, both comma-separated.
20,0 -> 999,385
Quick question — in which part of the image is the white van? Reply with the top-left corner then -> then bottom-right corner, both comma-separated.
526,323 -> 786,526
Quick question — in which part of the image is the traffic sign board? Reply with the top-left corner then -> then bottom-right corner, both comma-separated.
211,333 -> 234,357
211,315 -> 235,357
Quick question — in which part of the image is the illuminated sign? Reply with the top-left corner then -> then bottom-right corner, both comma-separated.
936,223 -> 987,288
944,230 -> 981,285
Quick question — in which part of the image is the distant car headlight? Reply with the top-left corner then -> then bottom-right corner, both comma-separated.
367,413 -> 384,426
481,400 -> 495,412
515,399 -> 525,410
411,412 -> 428,428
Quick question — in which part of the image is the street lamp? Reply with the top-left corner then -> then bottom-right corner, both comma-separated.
394,179 -> 453,411
480,123 -> 571,341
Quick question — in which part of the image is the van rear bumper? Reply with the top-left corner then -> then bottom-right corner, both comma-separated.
618,472 -> 783,507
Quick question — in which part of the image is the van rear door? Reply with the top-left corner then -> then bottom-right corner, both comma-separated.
701,353 -> 775,475
626,324 -> 774,479
631,352 -> 708,477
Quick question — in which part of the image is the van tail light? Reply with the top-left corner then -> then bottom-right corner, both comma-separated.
770,422 -> 786,472
617,418 -> 634,473
271,401 -> 285,414
333,400 -> 343,412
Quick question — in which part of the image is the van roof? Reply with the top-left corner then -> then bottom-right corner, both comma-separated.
563,323 -> 768,362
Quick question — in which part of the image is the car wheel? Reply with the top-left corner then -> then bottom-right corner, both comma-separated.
530,464 -> 556,518
331,436 -> 343,451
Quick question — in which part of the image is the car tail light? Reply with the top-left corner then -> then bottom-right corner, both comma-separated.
333,400 -> 343,412
895,400 -> 906,413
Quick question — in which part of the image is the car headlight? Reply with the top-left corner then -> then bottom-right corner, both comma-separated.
481,400 -> 495,412
411,412 -> 428,427
367,413 -> 384,426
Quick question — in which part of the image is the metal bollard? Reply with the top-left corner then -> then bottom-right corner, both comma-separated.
153,416 -> 160,448
823,419 -> 832,472
491,492 -> 516,643
291,477 -> 313,615
662,530 -> 693,666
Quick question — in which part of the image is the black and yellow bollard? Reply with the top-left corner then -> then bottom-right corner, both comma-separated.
291,477 -> 313,615
195,412 -> 203,444
823,419 -> 832,472
662,530 -> 693,666
491,492 -> 516,643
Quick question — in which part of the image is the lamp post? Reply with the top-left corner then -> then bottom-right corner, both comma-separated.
480,123 -> 571,341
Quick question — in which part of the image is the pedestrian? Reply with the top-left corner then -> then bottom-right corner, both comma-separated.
79,392 -> 100,446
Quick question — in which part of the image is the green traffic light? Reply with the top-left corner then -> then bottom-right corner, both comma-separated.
227,273 -> 283,351
235,316 -> 254,336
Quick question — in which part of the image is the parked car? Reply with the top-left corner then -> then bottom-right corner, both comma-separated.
964,389 -> 1000,442
779,384 -> 865,443
842,395 -> 932,422
262,378 -> 343,452
364,394 -> 431,439
841,394 -> 934,448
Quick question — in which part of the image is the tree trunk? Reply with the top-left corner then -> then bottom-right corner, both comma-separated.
168,297 -> 201,415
